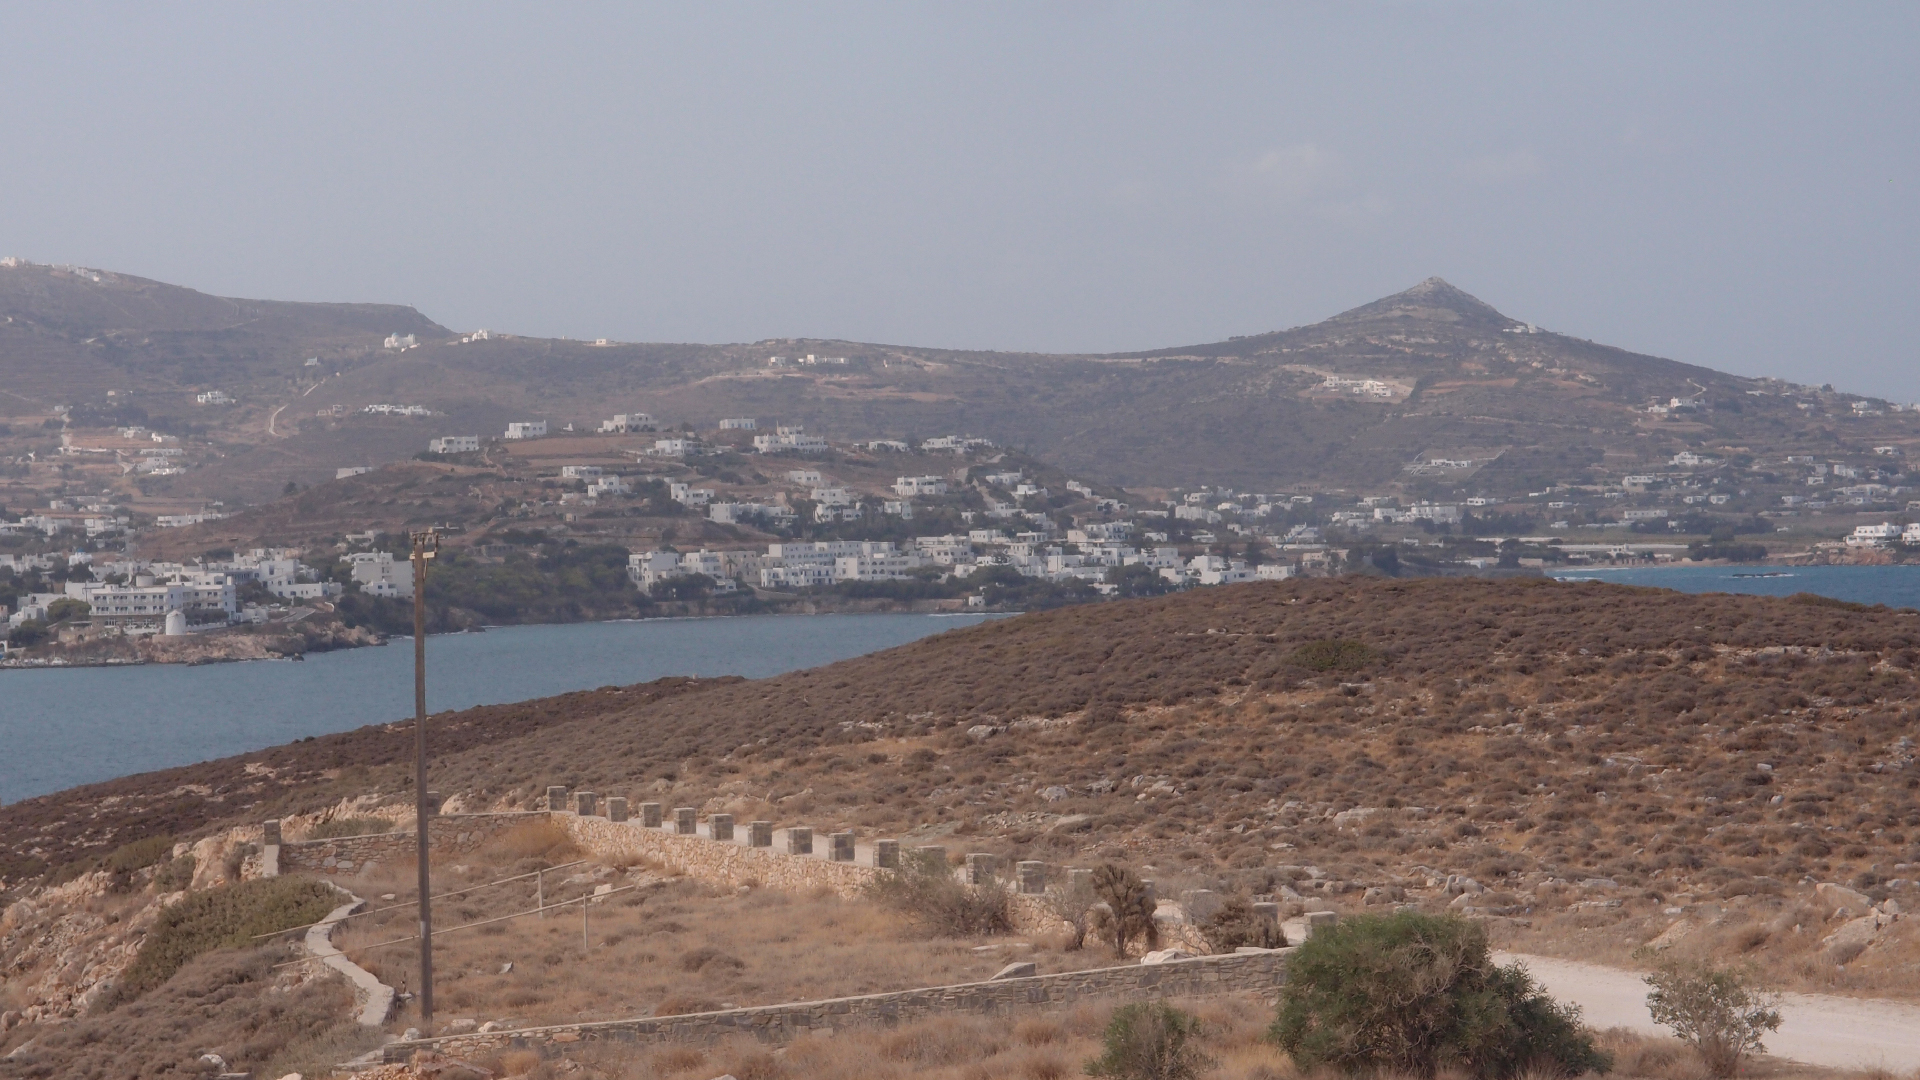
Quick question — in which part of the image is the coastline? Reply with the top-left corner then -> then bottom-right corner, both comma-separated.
1,593 -> 1005,671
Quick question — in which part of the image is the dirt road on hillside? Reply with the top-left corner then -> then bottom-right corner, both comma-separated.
1497,952 -> 1920,1071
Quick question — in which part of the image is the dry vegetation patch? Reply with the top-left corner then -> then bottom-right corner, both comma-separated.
328,825 -> 1112,1034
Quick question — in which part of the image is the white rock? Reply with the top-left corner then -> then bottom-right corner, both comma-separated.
1816,882 -> 1873,911
1140,949 -> 1193,965
990,962 -> 1038,980
1820,913 -> 1886,964
198,1054 -> 227,1071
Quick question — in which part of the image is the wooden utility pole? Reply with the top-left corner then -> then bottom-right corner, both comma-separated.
410,529 -> 439,1028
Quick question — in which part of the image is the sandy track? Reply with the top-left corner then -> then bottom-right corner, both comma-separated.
1497,952 -> 1920,1071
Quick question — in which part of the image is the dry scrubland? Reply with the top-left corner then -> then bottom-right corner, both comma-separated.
7,579 -> 1920,984
6,577 -> 1920,1075
332,820 -> 1111,1030
366,1016 -> 1898,1080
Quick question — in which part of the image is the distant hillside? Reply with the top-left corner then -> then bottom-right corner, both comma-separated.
0,261 -> 444,406
5,261 -> 1916,500
7,577 -> 1918,911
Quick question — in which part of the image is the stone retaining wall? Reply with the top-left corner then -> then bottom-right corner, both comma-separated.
557,811 -> 1059,933
275,812 -> 547,876
385,949 -> 1291,1062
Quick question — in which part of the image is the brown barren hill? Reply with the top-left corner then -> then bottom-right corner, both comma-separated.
4,577 -> 1919,902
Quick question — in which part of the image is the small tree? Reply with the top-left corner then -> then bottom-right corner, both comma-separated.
1270,911 -> 1608,1079
1090,863 -> 1159,958
1086,1003 -> 1212,1080
1043,873 -> 1100,951
1644,961 -> 1782,1078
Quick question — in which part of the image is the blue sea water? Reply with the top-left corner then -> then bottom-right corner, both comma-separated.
0,613 -> 1005,804
1549,563 -> 1920,610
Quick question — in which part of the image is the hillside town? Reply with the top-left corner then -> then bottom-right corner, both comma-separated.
8,403 -> 1920,658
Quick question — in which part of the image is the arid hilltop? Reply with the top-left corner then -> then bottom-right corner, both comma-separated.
7,261 -> 1916,502
7,577 -> 1917,906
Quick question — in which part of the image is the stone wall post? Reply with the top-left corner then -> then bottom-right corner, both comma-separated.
966,853 -> 996,886
1252,902 -> 1281,933
1016,861 -> 1046,895
710,814 -> 735,841
830,832 -> 855,862
787,827 -> 813,855
1305,910 -> 1339,937
576,791 -> 598,817
674,807 -> 696,835
547,786 -> 568,812
749,821 -> 773,847
1181,889 -> 1222,924
1067,868 -> 1094,892
874,839 -> 900,869
263,819 -> 282,846
640,802 -> 663,828
606,797 -> 629,823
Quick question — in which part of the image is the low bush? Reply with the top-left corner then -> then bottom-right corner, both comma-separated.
1644,960 -> 1783,1078
104,834 -> 174,874
152,854 -> 196,892
1086,1002 -> 1212,1080
1198,897 -> 1286,953
115,876 -> 340,999
1286,638 -> 1383,673
864,848 -> 1013,936
8,947 -> 356,1079
306,815 -> 393,839
1270,911 -> 1609,1079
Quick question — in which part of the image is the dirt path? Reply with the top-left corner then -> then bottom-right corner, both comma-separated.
1497,952 -> 1920,1071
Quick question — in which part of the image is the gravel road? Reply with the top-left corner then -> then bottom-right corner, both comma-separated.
1497,952 -> 1920,1072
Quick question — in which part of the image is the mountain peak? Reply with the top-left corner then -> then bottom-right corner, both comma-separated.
1328,276 -> 1513,328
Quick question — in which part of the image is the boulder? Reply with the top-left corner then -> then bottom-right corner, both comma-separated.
990,962 -> 1038,980
1140,949 -> 1193,965
1820,913 -> 1887,964
1816,882 -> 1873,913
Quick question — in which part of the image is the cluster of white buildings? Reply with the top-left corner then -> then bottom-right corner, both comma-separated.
752,426 -> 829,454
4,547 -> 346,634
364,404 -> 432,417
626,530 -> 1298,596
599,413 -> 657,433
1319,375 -> 1399,398
1847,522 -> 1920,548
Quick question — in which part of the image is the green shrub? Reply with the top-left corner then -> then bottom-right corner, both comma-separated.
305,816 -> 394,840
152,854 -> 196,892
864,848 -> 1013,936
105,835 -> 175,874
116,877 -> 340,999
1269,911 -> 1608,1079
1086,1002 -> 1212,1080
1198,897 -> 1287,953
1286,638 -> 1382,673
1644,960 -> 1782,1078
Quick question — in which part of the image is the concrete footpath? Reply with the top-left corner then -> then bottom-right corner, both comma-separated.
1497,952 -> 1920,1072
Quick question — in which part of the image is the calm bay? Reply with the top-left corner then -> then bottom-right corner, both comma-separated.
0,613 -> 1005,804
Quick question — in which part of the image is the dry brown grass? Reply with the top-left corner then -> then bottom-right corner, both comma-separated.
486,996 -> 1292,1080
327,833 -> 1114,1035
448,1005 -> 1920,1080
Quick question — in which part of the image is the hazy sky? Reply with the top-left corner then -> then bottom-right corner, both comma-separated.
4,4 -> 1916,397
